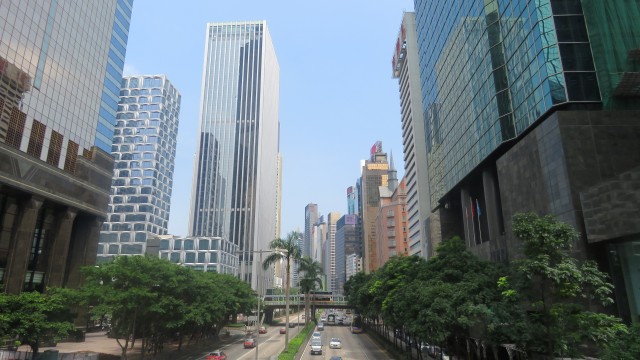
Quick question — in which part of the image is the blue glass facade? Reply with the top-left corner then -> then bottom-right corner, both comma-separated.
95,0 -> 133,152
414,0 -> 599,206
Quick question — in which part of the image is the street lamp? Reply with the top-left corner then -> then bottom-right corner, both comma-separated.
238,248 -> 288,360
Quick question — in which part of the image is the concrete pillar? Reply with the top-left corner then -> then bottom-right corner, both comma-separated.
482,169 -> 502,242
3,196 -> 43,293
45,208 -> 77,288
64,216 -> 103,289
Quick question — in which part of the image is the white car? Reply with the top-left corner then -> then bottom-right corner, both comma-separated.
329,337 -> 342,349
310,339 -> 323,355
312,332 -> 322,341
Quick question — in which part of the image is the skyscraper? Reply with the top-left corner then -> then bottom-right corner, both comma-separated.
189,21 -> 280,289
0,0 -> 133,293
392,12 -> 436,258
414,0 -> 640,323
304,203 -> 318,258
98,75 -> 181,261
335,214 -> 359,293
323,212 -> 340,293
359,141 -> 389,273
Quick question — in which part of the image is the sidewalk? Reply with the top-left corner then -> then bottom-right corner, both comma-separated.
37,328 -> 246,360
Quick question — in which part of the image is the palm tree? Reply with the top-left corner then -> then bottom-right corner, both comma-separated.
298,256 -> 323,325
262,231 -> 302,349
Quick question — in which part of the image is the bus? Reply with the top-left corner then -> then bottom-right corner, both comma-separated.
351,314 -> 363,334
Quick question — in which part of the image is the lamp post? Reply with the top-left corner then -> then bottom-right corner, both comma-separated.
239,248 -> 288,360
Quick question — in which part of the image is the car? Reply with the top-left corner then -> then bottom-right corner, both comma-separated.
310,339 -> 323,355
243,338 -> 256,348
329,337 -> 342,349
206,350 -> 227,360
317,322 -> 324,331
279,327 -> 286,334
258,326 -> 267,334
312,331 -> 322,341
330,357 -> 343,360
289,322 -> 297,328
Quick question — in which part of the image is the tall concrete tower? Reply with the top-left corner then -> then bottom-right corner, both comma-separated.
189,21 -> 280,289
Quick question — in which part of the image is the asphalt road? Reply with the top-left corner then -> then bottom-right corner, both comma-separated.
298,323 -> 393,360
187,313 -> 306,360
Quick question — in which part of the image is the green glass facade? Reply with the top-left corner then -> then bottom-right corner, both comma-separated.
582,0 -> 640,109
415,0 -> 600,207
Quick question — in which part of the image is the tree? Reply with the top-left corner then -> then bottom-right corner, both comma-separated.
385,238 -> 504,357
502,213 -> 626,358
0,289 -> 76,357
262,230 -> 302,348
298,256 -> 323,323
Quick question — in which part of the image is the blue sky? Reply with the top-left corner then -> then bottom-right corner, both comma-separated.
123,0 -> 414,237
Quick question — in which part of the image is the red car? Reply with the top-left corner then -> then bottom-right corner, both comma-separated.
279,327 -> 286,334
258,326 -> 267,334
206,350 -> 227,360
244,338 -> 256,348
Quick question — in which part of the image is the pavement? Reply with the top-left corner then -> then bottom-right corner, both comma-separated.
36,328 -> 247,360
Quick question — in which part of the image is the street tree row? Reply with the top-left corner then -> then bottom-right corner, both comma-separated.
344,213 -> 639,359
1,255 -> 255,360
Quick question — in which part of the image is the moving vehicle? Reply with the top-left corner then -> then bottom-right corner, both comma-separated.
206,350 -> 227,360
425,345 -> 450,360
330,357 -> 343,360
310,339 -> 323,355
317,322 -> 325,331
279,327 -> 286,334
351,314 -> 363,333
329,337 -> 342,349
312,331 -> 322,341
243,338 -> 256,348
289,322 -> 297,328
258,326 -> 267,334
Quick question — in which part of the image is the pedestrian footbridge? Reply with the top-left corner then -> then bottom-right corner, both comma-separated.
263,294 -> 350,309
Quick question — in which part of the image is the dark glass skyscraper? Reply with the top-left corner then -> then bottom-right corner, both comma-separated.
0,0 -> 133,293
414,0 -> 640,323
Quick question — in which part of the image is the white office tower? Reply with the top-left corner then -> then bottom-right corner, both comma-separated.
189,21 -> 280,290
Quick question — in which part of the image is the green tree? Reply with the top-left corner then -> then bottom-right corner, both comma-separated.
262,230 -> 302,348
343,271 -> 372,315
386,238 -> 504,357
298,256 -> 323,324
503,213 -> 626,358
601,323 -> 640,360
82,256 -> 192,359
0,289 -> 76,356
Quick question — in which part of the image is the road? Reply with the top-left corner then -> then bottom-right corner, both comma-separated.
186,313 -> 307,360
298,323 -> 393,360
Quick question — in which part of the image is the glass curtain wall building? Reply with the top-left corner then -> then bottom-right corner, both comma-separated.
98,75 -> 181,262
189,21 -> 280,290
414,0 -> 640,323
0,0 -> 133,293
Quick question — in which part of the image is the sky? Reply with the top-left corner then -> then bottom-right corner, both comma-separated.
123,0 -> 415,237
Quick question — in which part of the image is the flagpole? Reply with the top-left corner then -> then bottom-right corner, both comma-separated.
470,197 -> 477,245
476,199 -> 484,244
464,205 -> 471,248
